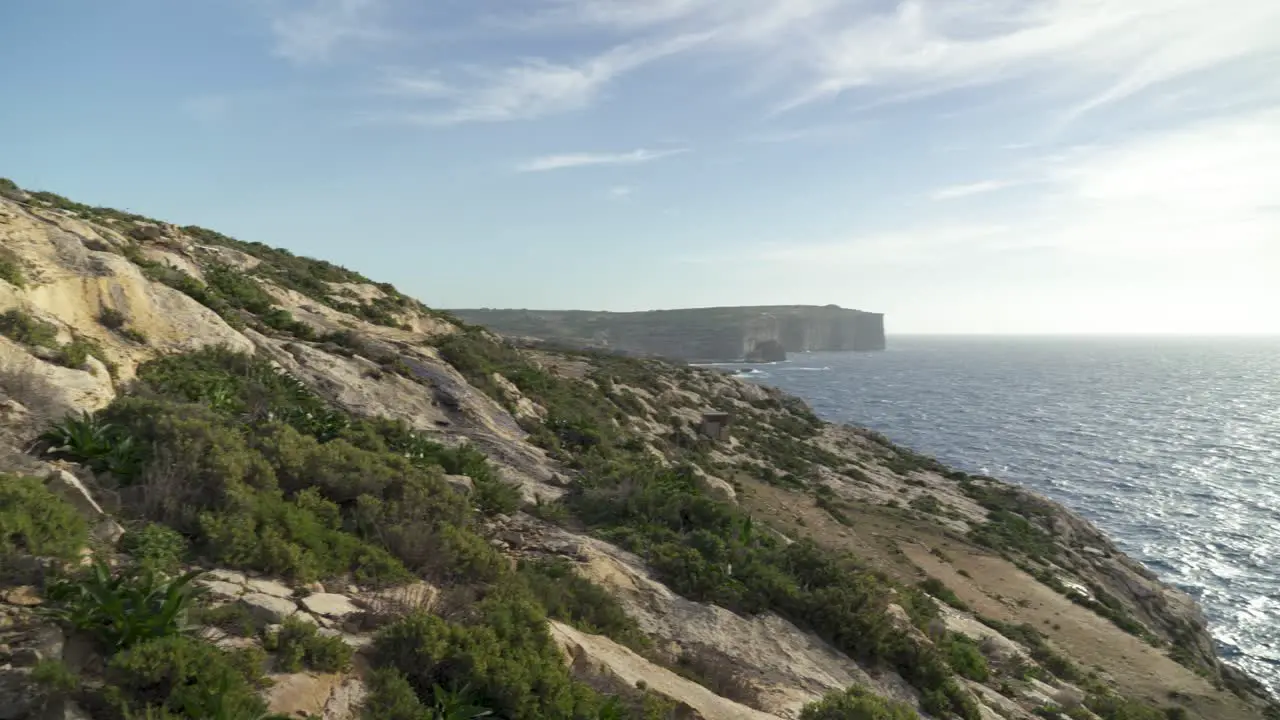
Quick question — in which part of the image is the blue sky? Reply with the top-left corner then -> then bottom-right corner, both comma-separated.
2,0 -> 1278,333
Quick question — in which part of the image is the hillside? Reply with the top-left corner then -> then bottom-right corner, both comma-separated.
0,177 -> 1275,720
449,306 -> 886,362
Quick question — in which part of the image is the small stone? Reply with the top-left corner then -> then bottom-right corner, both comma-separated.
10,648 -> 41,667
238,593 -> 297,625
3,587 -> 40,607
29,625 -> 64,662
500,531 -> 524,548
244,578 -> 293,598
300,593 -> 361,619
303,581 -> 325,594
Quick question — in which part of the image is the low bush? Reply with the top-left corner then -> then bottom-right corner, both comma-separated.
518,558 -> 649,652
799,684 -> 917,720
373,595 -> 604,720
264,616 -> 353,673
103,635 -> 273,720
120,523 -> 189,575
43,560 -> 203,652
0,308 -> 58,347
99,307 -> 127,329
919,577 -> 970,611
942,633 -> 990,682
0,473 -> 88,562
0,249 -> 24,287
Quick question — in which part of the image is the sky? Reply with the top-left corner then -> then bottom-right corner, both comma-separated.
1,0 -> 1278,334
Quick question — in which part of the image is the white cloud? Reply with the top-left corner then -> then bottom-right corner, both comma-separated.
268,0 -> 385,64
609,185 -> 634,197
714,105 -> 1280,268
527,0 -> 1280,125
516,148 -> 687,172
381,33 -> 709,125
931,180 -> 1018,201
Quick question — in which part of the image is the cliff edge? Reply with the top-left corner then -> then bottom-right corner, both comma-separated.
450,305 -> 887,361
0,178 -> 1273,720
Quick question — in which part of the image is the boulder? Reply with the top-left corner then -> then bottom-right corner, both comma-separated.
239,593 -> 297,625
198,579 -> 246,601
301,593 -> 361,619
443,474 -> 474,495
244,577 -> 293,598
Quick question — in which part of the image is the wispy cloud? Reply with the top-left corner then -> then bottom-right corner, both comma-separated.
931,180 -> 1018,201
516,148 -> 687,172
524,0 -> 1280,125
268,0 -> 385,64
696,105 -> 1280,269
609,185 -> 634,198
378,33 -> 709,125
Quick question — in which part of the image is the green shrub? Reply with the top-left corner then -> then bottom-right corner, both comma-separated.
969,510 -> 1058,560
0,473 -> 88,561
121,523 -> 189,574
942,634 -> 990,681
0,250 -> 24,287
0,308 -> 58,347
919,577 -> 970,611
99,307 -> 127,329
518,558 -> 649,652
30,658 -> 80,694
43,560 -> 203,652
362,667 -> 432,720
264,616 -> 353,673
799,684 -> 917,719
104,636 -> 270,720
373,596 -> 602,720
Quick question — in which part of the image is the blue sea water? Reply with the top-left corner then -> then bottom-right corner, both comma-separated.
734,336 -> 1280,695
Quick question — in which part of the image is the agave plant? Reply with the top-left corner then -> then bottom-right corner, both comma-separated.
429,684 -> 493,720
40,411 -> 144,479
40,411 -> 115,459
42,560 -> 204,652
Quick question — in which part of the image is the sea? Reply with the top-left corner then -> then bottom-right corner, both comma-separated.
723,336 -> 1280,695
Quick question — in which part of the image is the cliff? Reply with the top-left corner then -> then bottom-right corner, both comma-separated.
0,179 -> 1274,720
449,305 -> 887,361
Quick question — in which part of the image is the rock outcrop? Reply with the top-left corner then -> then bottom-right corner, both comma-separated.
0,182 -> 1273,720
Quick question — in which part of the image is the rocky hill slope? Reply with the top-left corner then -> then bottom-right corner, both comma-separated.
0,178 -> 1274,720
449,306 -> 886,362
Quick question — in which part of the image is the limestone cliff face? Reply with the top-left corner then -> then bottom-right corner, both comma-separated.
452,305 -> 887,361
0,183 -> 1274,720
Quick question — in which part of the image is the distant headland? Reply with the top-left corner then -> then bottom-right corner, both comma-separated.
448,305 -> 886,362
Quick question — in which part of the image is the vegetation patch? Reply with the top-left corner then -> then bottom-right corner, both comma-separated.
0,473 -> 89,563
799,684 -> 917,720
0,248 -> 25,287
0,308 -> 59,348
43,560 -> 203,653
264,616 -> 353,673
101,635 -> 274,720
518,557 -> 650,652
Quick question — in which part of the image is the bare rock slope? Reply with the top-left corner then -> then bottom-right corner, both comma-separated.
0,182 -> 1274,720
